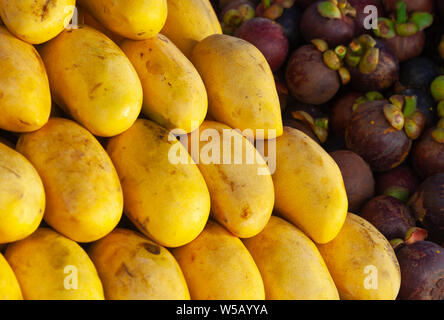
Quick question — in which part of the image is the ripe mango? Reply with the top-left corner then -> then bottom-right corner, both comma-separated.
161,0 -> 222,58
0,142 -> 45,244
172,220 -> 265,300
16,118 -> 123,243
78,0 -> 167,40
0,26 -> 50,132
39,26 -> 143,137
317,213 -> 401,300
0,253 -> 22,300
191,34 -> 283,139
0,0 -> 75,44
243,216 -> 340,300
187,121 -> 274,238
88,228 -> 190,300
107,119 -> 210,248
5,228 -> 104,300
121,34 -> 207,133
269,127 -> 348,244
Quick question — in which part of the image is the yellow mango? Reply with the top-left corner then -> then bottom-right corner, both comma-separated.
39,26 -> 143,137
78,0 -> 167,40
78,7 -> 125,45
0,26 -> 50,132
191,34 -> 283,139
243,216 -> 340,300
88,228 -> 190,300
317,213 -> 401,300
187,121 -> 274,238
106,119 -> 210,248
269,127 -> 348,244
5,228 -> 104,300
16,118 -> 123,243
0,0 -> 76,44
0,253 -> 22,300
121,34 -> 207,133
172,220 -> 265,300
0,142 -> 45,244
161,0 -> 221,58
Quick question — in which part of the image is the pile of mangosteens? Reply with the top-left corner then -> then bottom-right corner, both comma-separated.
213,0 -> 444,300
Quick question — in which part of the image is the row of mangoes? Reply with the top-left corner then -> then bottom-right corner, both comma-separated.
0,0 -> 399,300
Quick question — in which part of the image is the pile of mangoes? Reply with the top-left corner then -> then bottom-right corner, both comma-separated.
0,0 -> 441,301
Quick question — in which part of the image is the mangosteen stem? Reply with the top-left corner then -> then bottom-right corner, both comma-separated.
390,238 -> 405,250
374,18 -> 396,39
396,1 -> 407,24
311,39 -> 329,52
402,96 -> 417,118
384,186 -> 410,202
317,1 -> 342,19
262,0 -> 271,9
383,104 -> 405,130
432,127 -> 444,143
409,12 -> 433,31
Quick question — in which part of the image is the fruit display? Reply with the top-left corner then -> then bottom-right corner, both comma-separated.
0,0 -> 442,303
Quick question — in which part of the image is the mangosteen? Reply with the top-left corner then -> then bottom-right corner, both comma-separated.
397,57 -> 439,91
285,42 -> 342,105
349,0 -> 384,35
275,4 -> 302,49
409,173 -> 444,244
382,0 -> 435,14
373,2 -> 434,62
360,195 -> 426,243
219,0 -> 256,35
375,165 -> 419,202
235,17 -> 289,71
300,0 -> 356,47
330,150 -> 375,212
411,127 -> 444,179
344,35 -> 399,92
396,241 -> 444,300
345,99 -> 412,172
330,91 -> 384,136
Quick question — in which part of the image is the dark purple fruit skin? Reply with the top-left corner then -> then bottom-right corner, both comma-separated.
382,0 -> 435,13
375,165 -> 419,197
330,91 -> 364,137
235,17 -> 289,71
295,0 -> 317,9
276,5 -> 302,50
349,0 -> 384,35
409,173 -> 444,244
360,195 -> 415,239
411,128 -> 444,180
300,1 -> 356,47
439,0 -> 444,19
398,57 -> 439,91
380,31 -> 425,63
396,241 -> 444,300
345,100 -> 412,172
348,41 -> 399,92
330,150 -> 375,212
285,45 -> 340,105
